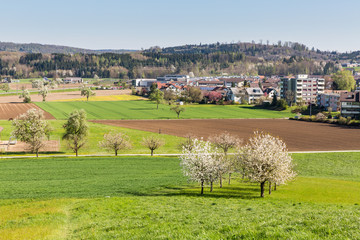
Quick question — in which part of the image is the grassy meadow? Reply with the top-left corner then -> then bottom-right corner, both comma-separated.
1,152 -> 360,239
35,100 -> 294,120
51,94 -> 145,102
0,120 -> 183,156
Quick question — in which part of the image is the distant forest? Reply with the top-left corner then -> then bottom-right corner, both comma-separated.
0,41 -> 355,79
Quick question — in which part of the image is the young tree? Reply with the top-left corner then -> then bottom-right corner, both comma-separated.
19,89 -> 31,103
163,89 -> 177,104
236,131 -> 296,197
271,94 -> 278,106
99,131 -> 132,156
0,83 -> 10,92
62,109 -> 89,156
149,89 -> 164,109
38,85 -> 48,102
170,105 -> 185,118
186,87 -> 203,103
80,85 -> 95,101
332,70 -> 355,91
208,132 -> 242,187
284,90 -> 295,106
12,108 -> 52,157
180,138 -> 221,194
141,136 -> 165,156
178,133 -> 196,152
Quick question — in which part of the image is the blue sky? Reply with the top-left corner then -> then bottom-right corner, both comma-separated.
1,0 -> 358,52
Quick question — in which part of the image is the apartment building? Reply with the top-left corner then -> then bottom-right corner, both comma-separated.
280,74 -> 325,104
340,91 -> 360,119
317,93 -> 340,111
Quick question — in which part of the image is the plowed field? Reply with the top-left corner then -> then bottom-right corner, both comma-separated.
91,119 -> 360,151
0,103 -> 55,119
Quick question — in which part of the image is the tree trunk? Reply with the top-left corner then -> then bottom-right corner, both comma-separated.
201,180 -> 204,195
151,149 -> 153,156
274,183 -> 277,191
157,103 -> 159,109
219,172 -> 223,188
228,173 -> 231,185
76,149 -> 78,157
36,151 -> 39,157
269,182 -> 272,195
260,181 -> 266,198
115,150 -> 118,156
210,181 -> 213,192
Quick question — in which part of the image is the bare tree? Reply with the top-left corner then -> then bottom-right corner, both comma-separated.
99,131 -> 132,156
178,133 -> 197,152
208,132 -> 242,186
141,136 -> 165,156
170,105 -> 185,118
12,109 -> 53,157
284,90 -> 296,106
236,131 -> 296,197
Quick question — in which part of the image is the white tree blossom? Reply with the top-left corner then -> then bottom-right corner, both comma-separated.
236,131 -> 296,197
208,132 -> 243,186
180,138 -> 222,194
12,108 -> 53,157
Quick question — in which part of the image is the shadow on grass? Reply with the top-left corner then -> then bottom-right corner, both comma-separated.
124,182 -> 261,199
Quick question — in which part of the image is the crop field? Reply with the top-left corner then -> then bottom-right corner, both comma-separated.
92,118 -> 360,151
0,89 -> 131,103
1,152 -> 360,239
52,94 -> 145,102
0,103 -> 55,120
35,101 -> 294,120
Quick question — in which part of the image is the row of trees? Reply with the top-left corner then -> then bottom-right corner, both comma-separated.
12,109 -> 166,157
180,132 -> 296,197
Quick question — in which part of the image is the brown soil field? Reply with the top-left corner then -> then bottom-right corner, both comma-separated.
0,89 -> 131,103
0,140 -> 59,152
91,119 -> 360,151
0,103 -> 55,120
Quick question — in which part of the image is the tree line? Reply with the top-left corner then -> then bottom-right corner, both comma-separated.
0,49 -> 340,79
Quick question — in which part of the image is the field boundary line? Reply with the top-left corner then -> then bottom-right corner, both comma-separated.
1,150 -> 360,159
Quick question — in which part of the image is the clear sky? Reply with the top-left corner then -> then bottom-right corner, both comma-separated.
1,0 -> 359,52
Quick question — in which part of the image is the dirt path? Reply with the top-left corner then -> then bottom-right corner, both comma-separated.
91,119 -> 360,151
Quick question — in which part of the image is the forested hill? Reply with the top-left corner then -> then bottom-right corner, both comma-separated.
147,42 -> 340,61
0,41 -> 136,54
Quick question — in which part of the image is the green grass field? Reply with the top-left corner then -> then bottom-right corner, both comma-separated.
35,101 -> 294,120
1,152 -> 360,239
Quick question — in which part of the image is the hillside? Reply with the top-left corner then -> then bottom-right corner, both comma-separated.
0,41 -> 136,54
148,41 -> 340,61
0,41 -> 351,79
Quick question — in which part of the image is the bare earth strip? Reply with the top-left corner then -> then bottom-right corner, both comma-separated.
91,119 -> 360,151
0,89 -> 131,103
0,140 -> 59,152
0,103 -> 55,120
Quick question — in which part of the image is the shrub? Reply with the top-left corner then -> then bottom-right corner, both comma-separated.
315,113 -> 327,121
338,117 -> 347,125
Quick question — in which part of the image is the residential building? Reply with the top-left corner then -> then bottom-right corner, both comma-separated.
157,75 -> 190,83
63,77 -> 83,84
340,91 -> 360,119
317,93 -> 340,111
280,74 -> 325,104
245,87 -> 263,103
219,78 -> 245,88
131,79 -> 157,88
